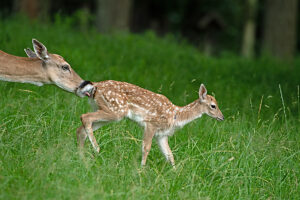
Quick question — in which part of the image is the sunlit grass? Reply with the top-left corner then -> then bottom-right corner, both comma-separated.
0,17 -> 299,199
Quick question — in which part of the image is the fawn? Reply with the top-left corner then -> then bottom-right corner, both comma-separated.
76,80 -> 224,167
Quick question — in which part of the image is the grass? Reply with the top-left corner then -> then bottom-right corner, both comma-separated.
0,16 -> 300,199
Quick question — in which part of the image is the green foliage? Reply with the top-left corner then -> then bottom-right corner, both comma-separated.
0,17 -> 300,199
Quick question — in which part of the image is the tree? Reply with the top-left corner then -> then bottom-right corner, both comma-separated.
263,0 -> 298,59
14,0 -> 39,19
241,0 -> 258,58
14,0 -> 50,20
96,0 -> 132,33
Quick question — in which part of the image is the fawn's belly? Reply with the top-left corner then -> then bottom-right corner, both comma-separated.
155,127 -> 176,137
127,109 -> 146,127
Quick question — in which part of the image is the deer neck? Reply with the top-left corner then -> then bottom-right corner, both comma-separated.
174,100 -> 204,128
0,50 -> 49,86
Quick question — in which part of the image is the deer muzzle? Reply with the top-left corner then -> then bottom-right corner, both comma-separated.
76,80 -> 94,97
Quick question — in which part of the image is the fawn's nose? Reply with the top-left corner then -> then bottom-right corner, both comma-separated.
76,80 -> 94,97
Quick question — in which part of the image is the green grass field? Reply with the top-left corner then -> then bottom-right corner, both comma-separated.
0,17 -> 300,199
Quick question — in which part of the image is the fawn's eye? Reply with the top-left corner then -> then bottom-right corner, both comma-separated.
61,65 -> 70,71
211,104 -> 216,109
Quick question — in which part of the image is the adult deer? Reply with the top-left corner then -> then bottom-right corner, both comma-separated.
0,39 -> 86,95
76,80 -> 224,167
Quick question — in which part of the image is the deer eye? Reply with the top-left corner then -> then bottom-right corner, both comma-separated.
211,104 -> 216,109
61,65 -> 70,71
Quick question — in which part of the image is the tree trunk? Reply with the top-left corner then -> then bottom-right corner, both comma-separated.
14,0 -> 50,21
242,0 -> 257,58
96,0 -> 132,33
263,0 -> 298,59
14,0 -> 39,19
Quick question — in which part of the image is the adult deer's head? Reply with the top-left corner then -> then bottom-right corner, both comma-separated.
25,39 -> 86,96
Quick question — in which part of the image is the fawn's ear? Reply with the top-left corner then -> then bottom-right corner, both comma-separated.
199,84 -> 207,101
32,39 -> 49,61
24,48 -> 37,58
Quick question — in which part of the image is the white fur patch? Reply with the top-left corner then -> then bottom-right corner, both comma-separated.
127,110 -> 145,127
175,113 -> 203,128
76,83 -> 94,97
0,76 -> 44,86
155,128 -> 175,137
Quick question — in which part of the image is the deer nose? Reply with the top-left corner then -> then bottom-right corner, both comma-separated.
76,80 -> 94,97
217,115 -> 224,121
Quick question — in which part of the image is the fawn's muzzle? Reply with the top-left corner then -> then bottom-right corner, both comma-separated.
76,80 -> 94,97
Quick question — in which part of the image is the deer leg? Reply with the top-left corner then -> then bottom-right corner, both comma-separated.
80,110 -> 120,153
76,125 -> 87,149
157,136 -> 175,167
141,125 -> 156,166
76,122 -> 108,149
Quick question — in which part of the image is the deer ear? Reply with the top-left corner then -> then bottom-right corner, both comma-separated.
199,84 -> 207,101
32,39 -> 49,61
24,48 -> 37,58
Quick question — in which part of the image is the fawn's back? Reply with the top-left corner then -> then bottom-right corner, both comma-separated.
92,80 -> 176,128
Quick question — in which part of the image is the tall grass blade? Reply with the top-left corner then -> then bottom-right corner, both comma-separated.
279,84 -> 288,131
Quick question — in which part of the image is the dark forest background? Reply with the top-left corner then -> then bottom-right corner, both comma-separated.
0,0 -> 299,60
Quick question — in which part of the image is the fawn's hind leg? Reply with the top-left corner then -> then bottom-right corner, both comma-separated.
141,124 -> 156,166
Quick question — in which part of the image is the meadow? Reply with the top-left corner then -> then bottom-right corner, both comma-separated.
0,17 -> 299,199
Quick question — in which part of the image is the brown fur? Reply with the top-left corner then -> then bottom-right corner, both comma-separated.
0,39 -> 84,94
77,80 -> 224,167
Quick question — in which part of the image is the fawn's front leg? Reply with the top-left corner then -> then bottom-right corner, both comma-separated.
77,122 -> 107,149
77,126 -> 87,149
80,110 -> 120,152
141,124 -> 156,166
157,136 -> 175,167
